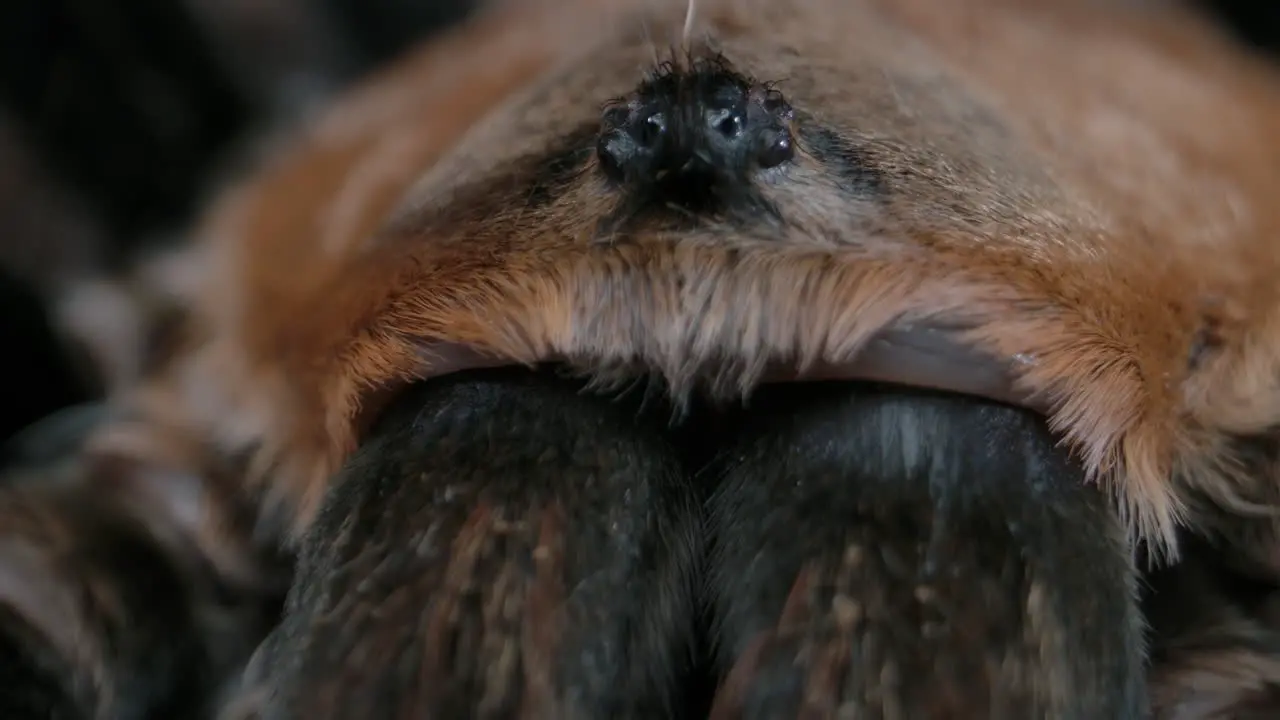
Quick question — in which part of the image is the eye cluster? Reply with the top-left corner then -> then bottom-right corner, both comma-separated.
595,59 -> 795,188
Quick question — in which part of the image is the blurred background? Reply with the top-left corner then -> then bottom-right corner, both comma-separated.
0,0 -> 477,466
0,0 -> 1275,466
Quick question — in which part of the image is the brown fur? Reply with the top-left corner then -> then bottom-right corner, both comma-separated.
111,0 -> 1280,564
0,414 -> 281,718
56,0 -> 1280,714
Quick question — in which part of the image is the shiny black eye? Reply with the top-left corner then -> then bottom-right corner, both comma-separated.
707,107 -> 745,139
757,131 -> 794,169
640,112 -> 667,146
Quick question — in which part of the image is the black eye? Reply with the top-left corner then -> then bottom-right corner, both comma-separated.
757,131 -> 794,169
707,107 -> 745,139
639,112 -> 667,147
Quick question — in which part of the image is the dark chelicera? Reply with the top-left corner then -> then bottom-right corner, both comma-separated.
595,54 -> 795,201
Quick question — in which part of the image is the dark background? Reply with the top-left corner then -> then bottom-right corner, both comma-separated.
0,0 -> 1275,461
0,0 -> 477,461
